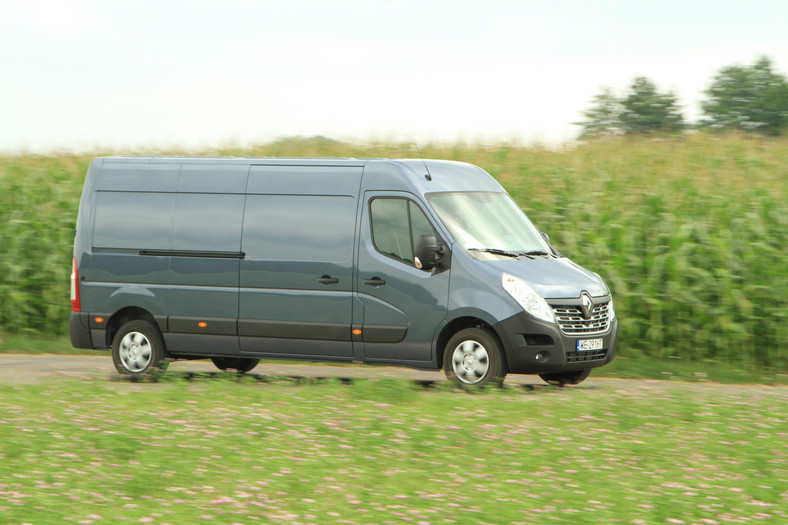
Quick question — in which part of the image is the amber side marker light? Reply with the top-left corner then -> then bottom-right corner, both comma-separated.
352,329 -> 362,336
94,317 -> 104,324
198,322 -> 208,328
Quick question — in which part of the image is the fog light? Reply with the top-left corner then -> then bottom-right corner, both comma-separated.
535,351 -> 550,363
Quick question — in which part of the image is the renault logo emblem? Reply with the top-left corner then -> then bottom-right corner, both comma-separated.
581,293 -> 593,319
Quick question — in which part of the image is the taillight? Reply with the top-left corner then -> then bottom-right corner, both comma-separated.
71,257 -> 81,312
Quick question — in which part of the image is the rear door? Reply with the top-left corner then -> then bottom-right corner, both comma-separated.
355,192 -> 450,363
238,165 -> 362,358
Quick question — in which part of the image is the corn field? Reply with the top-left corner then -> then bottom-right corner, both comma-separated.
1,135 -> 786,369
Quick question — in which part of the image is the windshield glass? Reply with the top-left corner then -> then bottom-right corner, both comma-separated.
427,192 -> 551,253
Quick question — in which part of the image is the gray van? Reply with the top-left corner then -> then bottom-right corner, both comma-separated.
69,157 -> 617,386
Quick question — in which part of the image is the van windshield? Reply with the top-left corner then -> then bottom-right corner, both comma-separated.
427,192 -> 551,254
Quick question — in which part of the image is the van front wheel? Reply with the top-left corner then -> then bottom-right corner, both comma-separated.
443,327 -> 507,388
112,320 -> 168,377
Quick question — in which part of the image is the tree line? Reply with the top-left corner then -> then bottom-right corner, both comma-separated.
577,56 -> 788,138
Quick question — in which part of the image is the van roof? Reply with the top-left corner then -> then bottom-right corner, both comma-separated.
98,156 -> 459,166
91,156 -> 502,195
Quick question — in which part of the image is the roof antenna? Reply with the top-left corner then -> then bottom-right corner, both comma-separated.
413,143 -> 432,181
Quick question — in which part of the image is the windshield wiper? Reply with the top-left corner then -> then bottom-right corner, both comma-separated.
467,247 -> 521,258
518,250 -> 550,257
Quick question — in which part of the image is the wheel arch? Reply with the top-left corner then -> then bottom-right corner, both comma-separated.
436,315 -> 509,373
105,307 -> 161,348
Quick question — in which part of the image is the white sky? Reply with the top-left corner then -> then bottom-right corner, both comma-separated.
1,0 -> 787,152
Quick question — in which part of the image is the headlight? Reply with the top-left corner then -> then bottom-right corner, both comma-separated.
501,272 -> 555,323
609,297 -> 615,320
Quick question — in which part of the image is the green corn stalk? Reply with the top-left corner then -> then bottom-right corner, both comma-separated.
0,135 -> 786,370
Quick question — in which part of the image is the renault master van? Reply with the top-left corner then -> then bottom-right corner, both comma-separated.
69,157 -> 617,386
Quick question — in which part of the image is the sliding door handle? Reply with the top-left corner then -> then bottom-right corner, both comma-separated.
363,277 -> 386,286
317,275 -> 339,285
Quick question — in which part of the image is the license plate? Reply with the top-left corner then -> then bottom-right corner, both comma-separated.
577,338 -> 603,351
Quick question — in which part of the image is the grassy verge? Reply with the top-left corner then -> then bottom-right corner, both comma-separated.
594,355 -> 788,386
0,376 -> 785,524
0,334 -> 105,356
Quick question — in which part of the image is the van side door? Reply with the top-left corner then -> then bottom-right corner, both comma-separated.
355,192 -> 450,364
238,165 -> 362,358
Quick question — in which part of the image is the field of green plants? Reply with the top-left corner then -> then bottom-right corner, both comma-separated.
1,376 -> 786,523
1,135 -> 786,369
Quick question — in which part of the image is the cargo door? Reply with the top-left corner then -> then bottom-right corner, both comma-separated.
238,165 -> 363,358
153,163 -> 249,355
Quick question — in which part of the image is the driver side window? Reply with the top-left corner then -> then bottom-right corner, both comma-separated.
370,198 -> 435,267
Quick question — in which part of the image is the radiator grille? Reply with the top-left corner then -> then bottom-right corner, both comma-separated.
552,302 -> 611,335
566,349 -> 608,362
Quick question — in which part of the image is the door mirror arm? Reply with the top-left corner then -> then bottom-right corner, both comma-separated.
415,235 -> 449,271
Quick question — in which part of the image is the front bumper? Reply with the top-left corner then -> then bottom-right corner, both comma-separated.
493,311 -> 617,375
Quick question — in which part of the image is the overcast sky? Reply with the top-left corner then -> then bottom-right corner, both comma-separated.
1,0 -> 787,152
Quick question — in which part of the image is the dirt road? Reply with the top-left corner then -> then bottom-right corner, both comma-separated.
0,353 -> 449,385
2,354 -> 785,400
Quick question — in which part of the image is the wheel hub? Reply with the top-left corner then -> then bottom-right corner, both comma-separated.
451,339 -> 490,384
118,331 -> 152,373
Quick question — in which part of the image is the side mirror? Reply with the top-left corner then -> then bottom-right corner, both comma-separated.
414,235 -> 444,271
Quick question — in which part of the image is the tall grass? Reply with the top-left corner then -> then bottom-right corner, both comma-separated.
475,137 -> 788,370
0,155 -> 90,334
1,135 -> 786,369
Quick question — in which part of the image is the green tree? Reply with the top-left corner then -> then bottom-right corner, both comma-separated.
577,77 -> 684,138
701,56 -> 788,136
619,76 -> 684,135
576,87 -> 623,138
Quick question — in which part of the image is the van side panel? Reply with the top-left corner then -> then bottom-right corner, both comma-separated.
93,192 -> 174,251
152,166 -> 248,354
84,161 -> 249,354
96,161 -> 180,192
171,193 -> 245,253
177,164 -> 248,193
238,165 -> 362,358
161,192 -> 244,350
83,191 -> 174,316
245,165 -> 362,195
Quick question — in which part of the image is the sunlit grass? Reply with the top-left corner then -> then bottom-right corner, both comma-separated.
0,376 -> 785,523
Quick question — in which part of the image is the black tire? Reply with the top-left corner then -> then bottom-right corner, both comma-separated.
539,369 -> 591,386
111,320 -> 169,377
443,327 -> 507,388
211,357 -> 260,373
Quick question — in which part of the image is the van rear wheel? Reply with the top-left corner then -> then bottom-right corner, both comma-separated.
539,369 -> 591,386
112,320 -> 168,377
211,357 -> 260,373
443,327 -> 507,388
